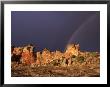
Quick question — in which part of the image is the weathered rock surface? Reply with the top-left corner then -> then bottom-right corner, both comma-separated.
11,43 -> 100,77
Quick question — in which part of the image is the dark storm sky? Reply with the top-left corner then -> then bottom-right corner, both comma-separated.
11,11 -> 100,52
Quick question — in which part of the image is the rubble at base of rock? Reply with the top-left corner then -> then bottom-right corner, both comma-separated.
11,44 -> 100,67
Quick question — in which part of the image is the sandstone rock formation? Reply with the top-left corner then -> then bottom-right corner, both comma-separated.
21,44 -> 34,65
65,44 -> 79,57
11,43 -> 99,67
11,46 -> 23,63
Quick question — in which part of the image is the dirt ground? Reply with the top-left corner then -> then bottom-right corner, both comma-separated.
11,62 -> 100,77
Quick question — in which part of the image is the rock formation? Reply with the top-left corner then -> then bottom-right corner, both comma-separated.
21,44 -> 34,65
11,43 -> 99,67
65,44 -> 79,57
11,46 -> 23,63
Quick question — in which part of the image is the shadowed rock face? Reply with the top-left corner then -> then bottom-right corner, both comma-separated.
11,47 -> 23,63
11,44 -> 34,64
11,44 -> 99,66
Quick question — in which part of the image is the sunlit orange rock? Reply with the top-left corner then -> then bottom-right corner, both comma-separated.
54,50 -> 63,59
21,45 -> 34,65
36,52 -> 42,65
41,48 -> 52,65
12,47 -> 23,55
12,43 -> 98,67
65,44 -> 80,57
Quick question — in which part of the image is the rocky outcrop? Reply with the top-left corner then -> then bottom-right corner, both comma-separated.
11,46 -> 23,63
65,44 -> 79,57
11,44 -> 99,67
21,44 -> 35,65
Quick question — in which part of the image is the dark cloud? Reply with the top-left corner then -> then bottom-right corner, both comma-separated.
11,11 -> 100,52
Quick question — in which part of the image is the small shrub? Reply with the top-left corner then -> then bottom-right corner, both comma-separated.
71,57 -> 77,62
90,52 -> 98,57
71,55 -> 76,58
77,56 -> 85,63
61,58 -> 67,66
49,59 -> 61,66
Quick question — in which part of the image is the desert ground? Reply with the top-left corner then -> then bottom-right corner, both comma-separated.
11,57 -> 100,77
